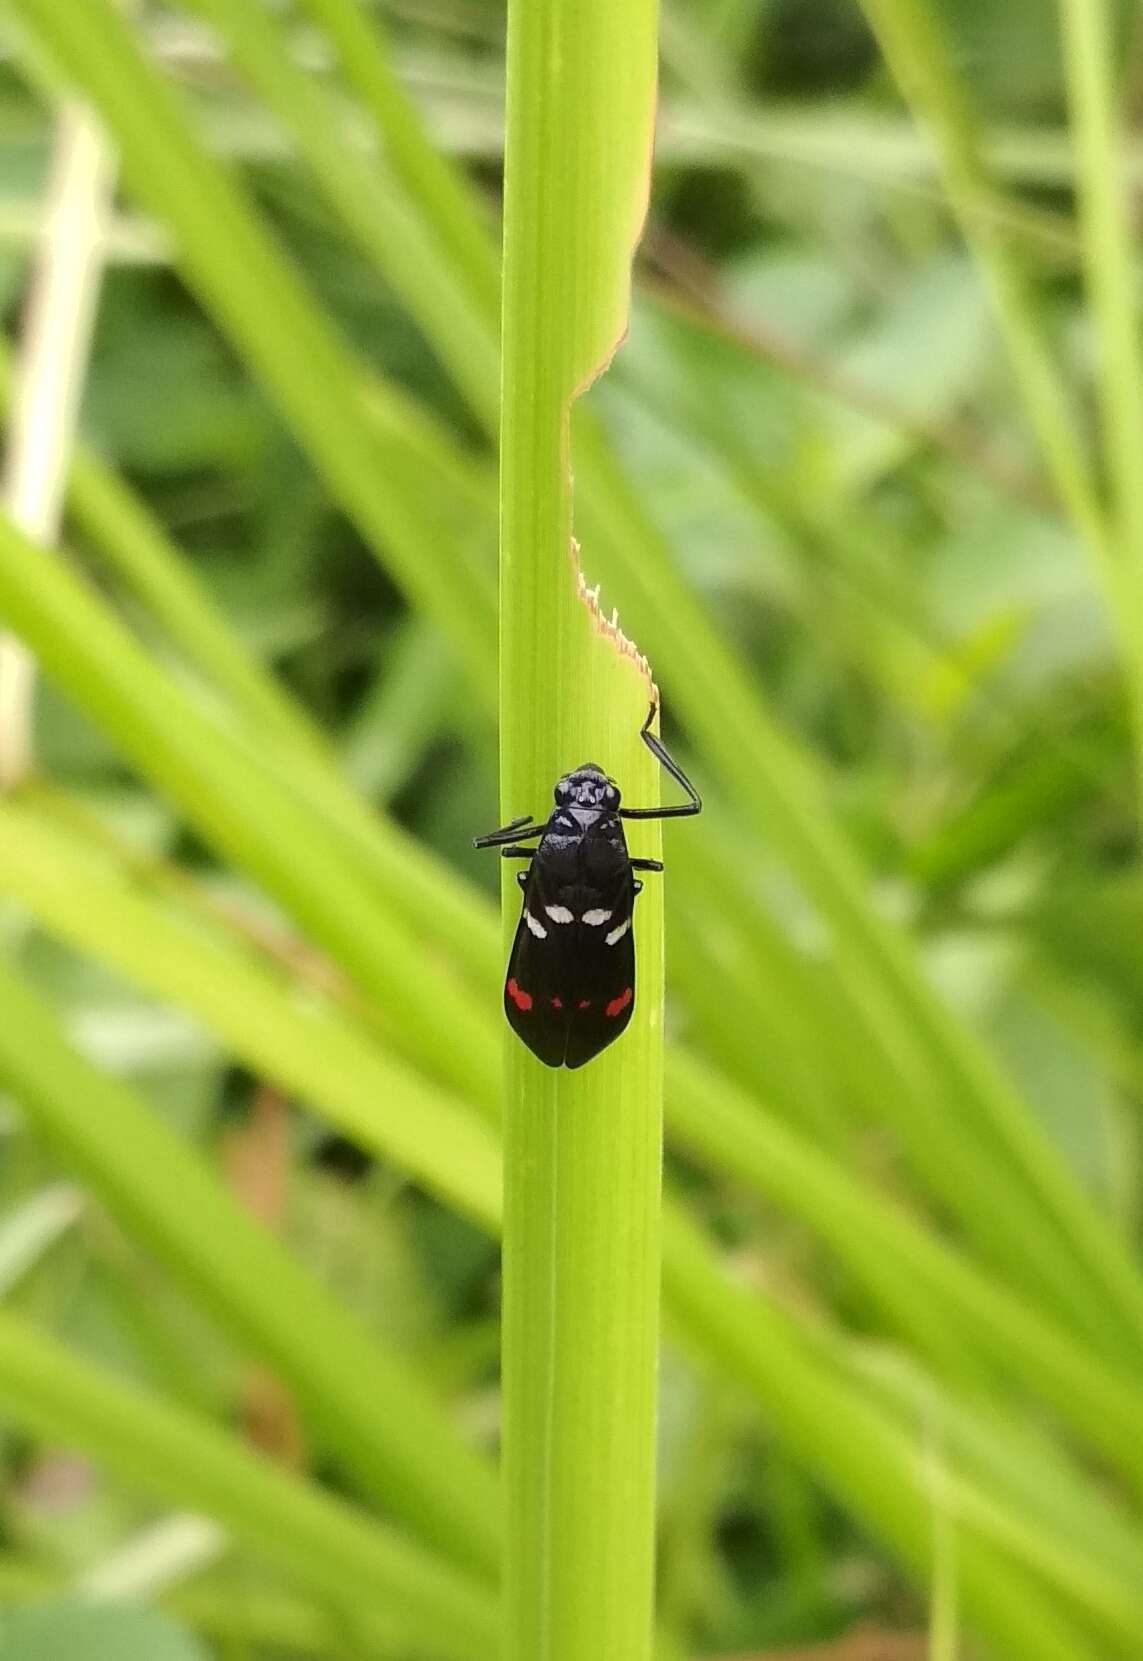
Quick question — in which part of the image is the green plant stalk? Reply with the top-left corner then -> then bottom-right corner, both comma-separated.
0,951 -> 500,1577
499,0 -> 662,1656
0,1304 -> 497,1661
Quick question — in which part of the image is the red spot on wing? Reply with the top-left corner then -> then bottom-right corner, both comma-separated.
507,977 -> 533,1011
605,987 -> 633,1019
550,996 -> 563,1009
577,999 -> 591,1010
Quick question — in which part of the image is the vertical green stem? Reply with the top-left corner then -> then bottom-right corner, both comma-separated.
499,0 -> 662,1656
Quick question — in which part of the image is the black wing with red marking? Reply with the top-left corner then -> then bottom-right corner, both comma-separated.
475,701 -> 701,1069
504,858 -> 637,1069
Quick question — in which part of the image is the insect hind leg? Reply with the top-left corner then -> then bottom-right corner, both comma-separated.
619,701 -> 702,821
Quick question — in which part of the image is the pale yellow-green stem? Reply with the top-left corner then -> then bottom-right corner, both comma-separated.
499,0 -> 663,1656
0,90 -> 117,785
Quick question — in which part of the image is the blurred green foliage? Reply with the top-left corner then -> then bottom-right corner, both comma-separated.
0,1 -> 1138,1659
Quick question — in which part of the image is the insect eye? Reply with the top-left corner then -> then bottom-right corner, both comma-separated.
605,785 -> 620,806
555,779 -> 572,803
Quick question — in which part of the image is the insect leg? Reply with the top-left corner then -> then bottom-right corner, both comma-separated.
619,700 -> 702,821
498,845 -> 538,859
473,815 -> 542,849
630,857 -> 664,872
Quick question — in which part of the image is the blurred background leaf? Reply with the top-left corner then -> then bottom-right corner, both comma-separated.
0,2 -> 1138,1658
1,1601 -> 211,1661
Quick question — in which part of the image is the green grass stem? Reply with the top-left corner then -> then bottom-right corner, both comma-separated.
499,0 -> 664,1656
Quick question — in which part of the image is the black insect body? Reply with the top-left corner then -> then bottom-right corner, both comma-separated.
474,703 -> 701,1068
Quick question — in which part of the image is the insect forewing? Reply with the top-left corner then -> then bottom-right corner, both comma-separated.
504,853 -> 637,1069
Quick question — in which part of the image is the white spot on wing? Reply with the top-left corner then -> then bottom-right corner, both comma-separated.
545,904 -> 574,924
605,918 -> 631,946
582,908 -> 612,927
526,911 -> 547,938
